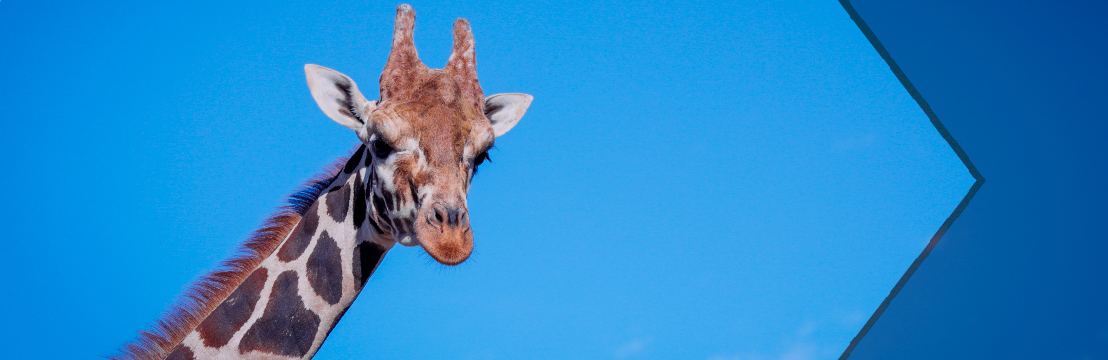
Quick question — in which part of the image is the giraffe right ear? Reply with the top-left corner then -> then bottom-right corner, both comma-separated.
484,93 -> 534,137
305,64 -> 377,142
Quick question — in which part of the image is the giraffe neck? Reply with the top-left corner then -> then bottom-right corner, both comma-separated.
165,145 -> 393,360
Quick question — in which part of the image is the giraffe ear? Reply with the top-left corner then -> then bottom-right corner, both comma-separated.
305,64 -> 377,142
484,93 -> 533,137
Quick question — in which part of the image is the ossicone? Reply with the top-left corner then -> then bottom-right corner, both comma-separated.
381,4 -> 428,99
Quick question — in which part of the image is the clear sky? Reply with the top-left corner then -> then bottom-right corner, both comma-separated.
0,1 -> 973,359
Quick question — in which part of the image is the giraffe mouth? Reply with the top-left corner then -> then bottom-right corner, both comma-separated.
384,212 -> 473,265
414,202 -> 474,265
418,229 -> 473,266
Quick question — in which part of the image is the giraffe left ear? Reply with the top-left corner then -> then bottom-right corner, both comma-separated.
305,64 -> 377,142
484,93 -> 533,137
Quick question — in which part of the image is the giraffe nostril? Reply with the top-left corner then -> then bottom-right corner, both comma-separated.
429,204 -> 450,229
447,209 -> 458,225
427,203 -> 468,229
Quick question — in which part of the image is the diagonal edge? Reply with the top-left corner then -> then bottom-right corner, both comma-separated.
835,1 -> 986,359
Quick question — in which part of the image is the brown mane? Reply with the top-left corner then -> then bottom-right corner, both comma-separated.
111,150 -> 356,360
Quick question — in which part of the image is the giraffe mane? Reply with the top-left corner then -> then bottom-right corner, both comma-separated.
111,147 -> 358,360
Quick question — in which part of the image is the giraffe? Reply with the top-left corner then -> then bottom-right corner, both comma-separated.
114,5 -> 533,360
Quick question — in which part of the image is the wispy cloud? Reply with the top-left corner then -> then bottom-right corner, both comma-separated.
779,343 -> 819,360
707,343 -> 820,360
706,355 -> 748,360
837,311 -> 868,329
707,343 -> 821,360
708,320 -> 850,360
615,338 -> 652,359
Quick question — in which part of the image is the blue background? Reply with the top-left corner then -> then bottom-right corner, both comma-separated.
845,1 -> 1108,359
4,0 -> 1085,359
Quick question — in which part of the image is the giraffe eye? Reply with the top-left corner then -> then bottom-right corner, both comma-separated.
473,151 -> 490,173
372,139 -> 394,158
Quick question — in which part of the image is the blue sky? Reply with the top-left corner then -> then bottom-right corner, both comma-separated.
0,1 -> 974,359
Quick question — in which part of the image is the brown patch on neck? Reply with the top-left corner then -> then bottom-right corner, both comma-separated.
237,271 -> 321,357
195,268 -> 269,348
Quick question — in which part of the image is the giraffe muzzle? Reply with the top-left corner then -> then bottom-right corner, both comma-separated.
417,202 -> 473,265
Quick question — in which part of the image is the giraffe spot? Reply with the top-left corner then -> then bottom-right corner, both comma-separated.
366,214 -> 385,234
325,184 -> 350,223
195,267 -> 268,348
372,193 -> 389,225
165,345 -> 195,360
352,172 -> 366,230
408,179 -> 420,208
382,188 -> 394,210
277,202 -> 319,262
306,232 -> 343,305
343,145 -> 366,174
352,241 -> 386,288
238,271 -> 321,358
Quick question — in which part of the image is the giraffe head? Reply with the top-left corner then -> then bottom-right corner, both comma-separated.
304,5 -> 532,266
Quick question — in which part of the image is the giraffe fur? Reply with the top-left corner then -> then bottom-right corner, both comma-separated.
114,159 -> 342,360
166,149 -> 390,359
